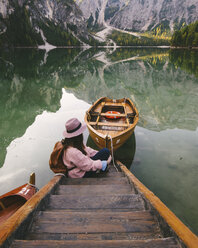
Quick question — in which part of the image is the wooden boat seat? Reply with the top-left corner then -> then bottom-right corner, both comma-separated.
100,113 -> 126,117
89,121 -> 129,127
89,113 -> 135,120
103,102 -> 125,107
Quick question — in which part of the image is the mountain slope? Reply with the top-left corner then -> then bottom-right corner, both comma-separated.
76,0 -> 198,32
110,0 -> 198,32
0,0 -> 97,47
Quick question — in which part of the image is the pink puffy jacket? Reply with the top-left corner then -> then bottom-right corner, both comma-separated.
62,146 -> 102,178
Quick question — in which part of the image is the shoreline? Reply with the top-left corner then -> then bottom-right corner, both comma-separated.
0,45 -> 198,50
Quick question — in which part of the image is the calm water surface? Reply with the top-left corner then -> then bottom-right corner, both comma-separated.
0,47 -> 198,234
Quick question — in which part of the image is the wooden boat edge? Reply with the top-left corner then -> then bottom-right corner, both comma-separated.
0,175 -> 63,248
0,184 -> 27,200
0,173 -> 36,202
117,160 -> 198,248
85,97 -> 139,149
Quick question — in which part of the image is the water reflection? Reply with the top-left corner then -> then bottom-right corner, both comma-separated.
169,49 -> 198,79
0,90 -> 90,194
87,133 -> 136,170
0,47 -> 198,234
132,126 -> 198,234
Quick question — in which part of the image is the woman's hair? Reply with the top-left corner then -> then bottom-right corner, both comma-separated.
62,134 -> 87,155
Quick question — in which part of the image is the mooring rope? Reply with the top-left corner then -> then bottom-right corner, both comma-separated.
54,173 -> 66,177
108,135 -> 119,172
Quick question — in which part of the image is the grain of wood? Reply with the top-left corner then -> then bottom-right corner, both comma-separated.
26,231 -> 161,241
11,237 -> 179,248
56,184 -> 134,195
48,194 -> 145,210
60,177 -> 129,185
30,210 -> 159,234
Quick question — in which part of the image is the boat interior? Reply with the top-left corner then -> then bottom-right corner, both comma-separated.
87,100 -> 136,134
0,196 -> 26,224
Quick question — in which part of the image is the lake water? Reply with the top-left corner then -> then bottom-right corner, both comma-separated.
0,47 -> 198,235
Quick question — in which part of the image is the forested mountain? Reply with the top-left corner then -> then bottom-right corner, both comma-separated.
0,0 -> 198,47
171,21 -> 198,47
0,0 -> 98,47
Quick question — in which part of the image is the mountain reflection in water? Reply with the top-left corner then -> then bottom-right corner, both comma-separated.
0,47 -> 198,235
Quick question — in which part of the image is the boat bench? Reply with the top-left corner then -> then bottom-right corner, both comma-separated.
89,122 -> 129,127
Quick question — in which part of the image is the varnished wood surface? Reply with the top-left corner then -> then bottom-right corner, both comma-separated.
85,97 -> 139,151
0,175 -> 63,247
0,202 -> 23,225
89,121 -> 129,127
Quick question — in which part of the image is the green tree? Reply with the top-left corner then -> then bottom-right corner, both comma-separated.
171,21 -> 198,47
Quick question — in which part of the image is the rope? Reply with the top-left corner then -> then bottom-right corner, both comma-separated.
27,183 -> 36,187
27,183 -> 39,192
108,135 -> 119,172
54,173 -> 66,177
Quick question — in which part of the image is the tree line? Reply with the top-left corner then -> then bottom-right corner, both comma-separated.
107,31 -> 170,47
171,21 -> 198,47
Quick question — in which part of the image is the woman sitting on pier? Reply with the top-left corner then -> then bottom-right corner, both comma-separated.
62,118 -> 111,178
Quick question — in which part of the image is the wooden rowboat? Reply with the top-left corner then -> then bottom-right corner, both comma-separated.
85,97 -> 139,151
0,173 -> 36,226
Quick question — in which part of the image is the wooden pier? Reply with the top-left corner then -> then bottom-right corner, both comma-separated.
0,162 -> 198,248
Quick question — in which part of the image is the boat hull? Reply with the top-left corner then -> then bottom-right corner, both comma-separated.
0,183 -> 36,225
87,125 -> 136,151
85,97 -> 139,151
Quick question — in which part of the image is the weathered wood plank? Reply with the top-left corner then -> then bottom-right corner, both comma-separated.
30,210 -> 159,234
35,210 -> 154,221
60,177 -> 129,185
56,184 -> 134,195
31,219 -> 158,234
25,231 -> 161,241
11,237 -> 180,248
48,194 -> 145,210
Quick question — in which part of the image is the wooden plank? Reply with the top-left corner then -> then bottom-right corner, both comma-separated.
89,121 -> 128,127
34,210 -> 154,221
104,102 -> 124,107
60,177 -> 129,185
122,103 -> 130,125
30,220 -> 159,235
57,184 -> 133,195
30,218 -> 158,234
26,231 -> 161,241
118,160 -> 198,248
48,194 -> 145,210
11,237 -> 179,248
94,171 -> 124,177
